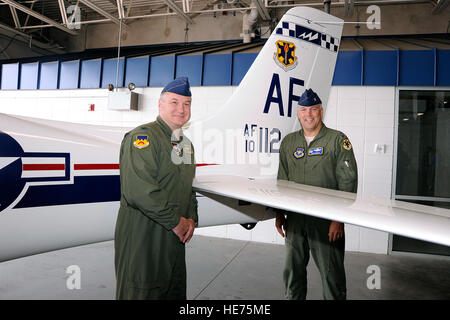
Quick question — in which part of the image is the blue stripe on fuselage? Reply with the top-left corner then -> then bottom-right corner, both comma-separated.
14,175 -> 121,209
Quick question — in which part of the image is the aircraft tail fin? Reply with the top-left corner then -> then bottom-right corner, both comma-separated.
190,7 -> 343,173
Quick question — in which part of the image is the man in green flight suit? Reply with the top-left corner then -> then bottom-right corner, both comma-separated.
114,77 -> 198,300
275,88 -> 358,300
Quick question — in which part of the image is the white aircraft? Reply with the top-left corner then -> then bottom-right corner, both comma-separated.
0,7 -> 449,263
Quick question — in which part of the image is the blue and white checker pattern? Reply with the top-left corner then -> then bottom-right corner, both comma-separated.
321,34 -> 339,52
277,22 -> 296,37
275,21 -> 340,53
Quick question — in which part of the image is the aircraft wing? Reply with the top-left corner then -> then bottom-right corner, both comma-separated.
193,175 -> 450,247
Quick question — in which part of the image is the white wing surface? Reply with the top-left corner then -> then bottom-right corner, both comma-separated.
193,175 -> 450,247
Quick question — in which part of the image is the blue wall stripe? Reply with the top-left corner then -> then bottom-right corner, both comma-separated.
20,62 -> 39,90
125,56 -> 149,87
363,50 -> 398,86
39,61 -> 59,89
1,63 -> 19,90
80,59 -> 102,89
101,57 -> 125,88
399,50 -> 434,86
433,48 -> 437,87
232,53 -> 257,86
59,60 -> 80,89
203,54 -> 232,86
437,49 -> 450,86
149,56 -> 175,87
175,55 -> 203,86
2,48 -> 450,89
332,51 -> 363,85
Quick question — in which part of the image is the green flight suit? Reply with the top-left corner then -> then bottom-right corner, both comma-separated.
278,123 -> 358,300
114,116 -> 198,300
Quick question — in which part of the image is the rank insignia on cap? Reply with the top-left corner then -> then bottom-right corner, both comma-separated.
308,147 -> 324,156
293,147 -> 305,159
133,135 -> 150,149
342,139 -> 352,151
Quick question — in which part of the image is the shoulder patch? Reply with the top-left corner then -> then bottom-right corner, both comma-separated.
133,134 -> 150,149
342,138 -> 352,151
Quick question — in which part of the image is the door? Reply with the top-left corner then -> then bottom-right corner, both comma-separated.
394,89 -> 450,256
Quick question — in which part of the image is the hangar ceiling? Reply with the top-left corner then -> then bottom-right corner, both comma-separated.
1,0 -> 448,31
0,0 -> 449,58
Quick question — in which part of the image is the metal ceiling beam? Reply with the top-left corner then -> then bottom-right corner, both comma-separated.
432,0 -> 450,14
0,21 -> 66,54
124,0 -> 133,18
23,0 -> 35,28
116,0 -> 125,19
9,5 -> 21,28
164,0 -> 193,24
58,0 -> 69,26
77,0 -> 129,29
1,0 -> 78,35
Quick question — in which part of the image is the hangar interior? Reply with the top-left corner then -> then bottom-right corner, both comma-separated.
0,0 -> 449,300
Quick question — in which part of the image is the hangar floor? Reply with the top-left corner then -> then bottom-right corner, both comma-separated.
0,235 -> 449,300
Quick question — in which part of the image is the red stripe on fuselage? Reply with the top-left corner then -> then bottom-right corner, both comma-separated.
22,164 -> 65,171
74,164 -> 120,170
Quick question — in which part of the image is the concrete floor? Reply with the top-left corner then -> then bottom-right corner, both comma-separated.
0,235 -> 449,300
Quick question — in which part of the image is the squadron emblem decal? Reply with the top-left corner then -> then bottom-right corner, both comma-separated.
274,40 -> 298,72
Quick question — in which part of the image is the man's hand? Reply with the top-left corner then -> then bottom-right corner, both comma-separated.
275,212 -> 287,238
172,217 -> 195,243
329,221 -> 344,242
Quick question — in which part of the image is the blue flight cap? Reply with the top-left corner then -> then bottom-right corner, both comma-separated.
298,88 -> 322,107
161,77 -> 192,97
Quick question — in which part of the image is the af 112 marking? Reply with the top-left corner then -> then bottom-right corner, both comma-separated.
244,124 -> 281,154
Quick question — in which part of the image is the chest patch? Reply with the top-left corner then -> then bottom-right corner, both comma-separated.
293,147 -> 305,159
133,135 -> 150,149
308,147 -> 323,156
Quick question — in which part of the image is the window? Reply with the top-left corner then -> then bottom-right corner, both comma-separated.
394,90 -> 450,255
